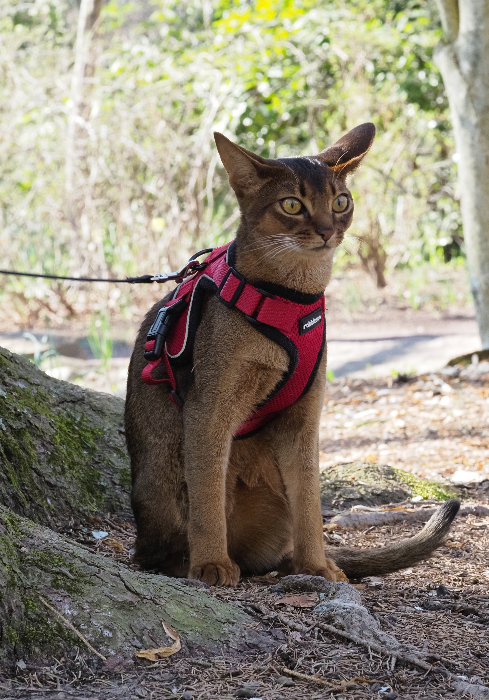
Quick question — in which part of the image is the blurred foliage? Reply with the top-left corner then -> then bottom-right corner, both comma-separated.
0,0 -> 463,324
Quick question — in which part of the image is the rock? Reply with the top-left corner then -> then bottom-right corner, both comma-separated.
276,676 -> 294,686
319,462 -> 456,509
235,689 -> 261,698
453,680 -> 489,699
436,585 -> 451,597
272,575 -> 337,595
313,582 -> 407,653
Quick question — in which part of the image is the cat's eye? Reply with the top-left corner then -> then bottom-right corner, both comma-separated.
281,198 -> 303,215
332,195 -> 349,213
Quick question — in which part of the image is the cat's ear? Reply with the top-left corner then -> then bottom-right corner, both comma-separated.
214,132 -> 283,196
317,123 -> 375,179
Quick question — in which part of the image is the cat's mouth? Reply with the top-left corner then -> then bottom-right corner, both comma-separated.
312,237 -> 337,251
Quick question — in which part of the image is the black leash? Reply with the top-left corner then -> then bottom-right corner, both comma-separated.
0,248 -> 214,285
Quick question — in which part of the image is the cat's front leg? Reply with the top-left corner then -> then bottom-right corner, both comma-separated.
276,426 -> 347,582
183,356 -> 282,586
272,365 -> 348,582
183,390 -> 240,586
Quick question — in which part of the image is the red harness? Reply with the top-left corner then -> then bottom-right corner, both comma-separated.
142,241 -> 326,438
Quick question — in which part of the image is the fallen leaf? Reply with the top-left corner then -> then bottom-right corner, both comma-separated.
135,621 -> 181,661
323,523 -> 339,531
351,584 -> 366,590
277,593 -> 319,608
103,538 -> 125,552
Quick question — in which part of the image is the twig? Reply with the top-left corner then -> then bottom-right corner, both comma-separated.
39,596 -> 107,661
104,517 -> 134,536
317,622 -> 442,675
246,603 -> 309,633
281,667 -> 377,690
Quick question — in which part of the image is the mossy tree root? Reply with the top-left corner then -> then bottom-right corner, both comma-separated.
0,506 -> 274,668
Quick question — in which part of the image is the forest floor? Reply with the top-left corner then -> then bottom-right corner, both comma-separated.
1,366 -> 489,700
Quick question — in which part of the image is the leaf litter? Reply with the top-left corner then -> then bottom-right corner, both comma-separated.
2,367 -> 489,699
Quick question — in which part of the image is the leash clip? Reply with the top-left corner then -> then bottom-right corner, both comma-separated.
151,247 -> 215,284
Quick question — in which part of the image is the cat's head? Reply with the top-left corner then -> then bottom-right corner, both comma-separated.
214,124 -> 375,289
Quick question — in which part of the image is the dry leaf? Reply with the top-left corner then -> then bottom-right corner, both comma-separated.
104,538 -> 125,552
278,593 -> 319,608
351,584 -> 366,590
135,621 -> 181,661
323,523 -> 339,531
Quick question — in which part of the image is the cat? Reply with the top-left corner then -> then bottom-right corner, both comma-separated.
125,123 -> 459,586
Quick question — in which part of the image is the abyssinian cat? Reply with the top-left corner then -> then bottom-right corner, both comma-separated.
125,123 -> 459,586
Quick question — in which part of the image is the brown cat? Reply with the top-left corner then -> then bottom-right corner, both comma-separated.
125,123 -> 459,586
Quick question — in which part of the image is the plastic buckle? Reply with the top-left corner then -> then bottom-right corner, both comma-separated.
217,268 -> 245,308
144,297 -> 187,361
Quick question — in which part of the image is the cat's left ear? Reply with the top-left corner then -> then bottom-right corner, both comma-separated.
317,123 -> 375,179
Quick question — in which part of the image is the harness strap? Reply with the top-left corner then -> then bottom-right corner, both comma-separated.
142,339 -> 183,408
215,263 -> 299,333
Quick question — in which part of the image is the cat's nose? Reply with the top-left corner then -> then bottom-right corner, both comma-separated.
317,226 -> 334,241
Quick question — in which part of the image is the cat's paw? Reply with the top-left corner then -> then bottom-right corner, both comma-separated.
291,558 -> 348,583
189,559 -> 240,587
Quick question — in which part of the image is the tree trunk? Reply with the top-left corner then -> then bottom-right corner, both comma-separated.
0,346 -> 276,668
0,505 -> 274,668
435,0 -> 489,347
0,345 -> 131,528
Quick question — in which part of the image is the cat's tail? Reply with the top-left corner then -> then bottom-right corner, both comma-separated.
327,499 -> 460,579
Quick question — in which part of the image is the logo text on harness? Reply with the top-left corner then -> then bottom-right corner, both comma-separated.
298,309 -> 323,335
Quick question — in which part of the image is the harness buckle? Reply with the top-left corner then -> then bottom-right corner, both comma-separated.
216,267 -> 245,308
143,297 -> 187,361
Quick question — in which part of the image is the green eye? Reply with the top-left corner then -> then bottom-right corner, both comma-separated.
332,195 -> 349,213
281,198 -> 303,215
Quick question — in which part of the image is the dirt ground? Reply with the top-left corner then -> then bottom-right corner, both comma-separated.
1,367 -> 489,700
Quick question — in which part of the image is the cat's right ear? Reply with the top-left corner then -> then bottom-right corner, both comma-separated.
317,123 -> 375,178
214,132 -> 281,196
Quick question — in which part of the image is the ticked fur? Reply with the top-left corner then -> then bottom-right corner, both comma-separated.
126,124 -> 459,586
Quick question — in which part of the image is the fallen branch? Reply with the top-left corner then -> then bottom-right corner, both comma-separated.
280,667 -> 378,691
330,505 -> 489,530
39,596 -> 107,662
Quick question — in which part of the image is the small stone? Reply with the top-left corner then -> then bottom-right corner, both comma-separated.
436,584 -> 450,597
182,692 -> 193,700
276,676 -> 294,686
235,689 -> 260,698
381,693 -> 398,700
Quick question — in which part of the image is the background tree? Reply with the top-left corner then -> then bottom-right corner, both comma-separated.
435,0 -> 489,347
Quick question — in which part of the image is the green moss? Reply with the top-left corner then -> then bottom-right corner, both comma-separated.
16,597 -> 80,651
27,549 -> 88,596
0,375 -> 106,515
50,413 -> 105,509
393,467 -> 457,501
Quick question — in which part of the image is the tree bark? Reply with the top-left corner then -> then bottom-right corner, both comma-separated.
0,505 -> 274,668
0,345 -> 130,528
435,0 -> 489,347
0,346 -> 276,667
